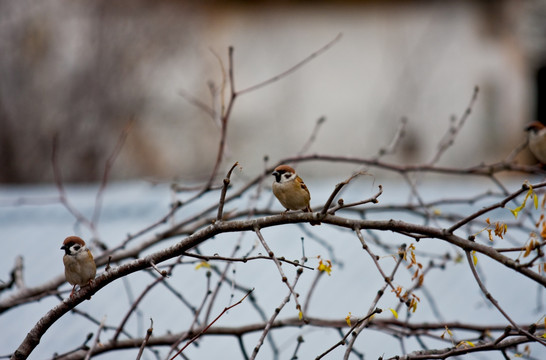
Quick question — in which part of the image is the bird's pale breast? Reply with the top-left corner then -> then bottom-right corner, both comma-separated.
63,251 -> 96,286
272,180 -> 310,211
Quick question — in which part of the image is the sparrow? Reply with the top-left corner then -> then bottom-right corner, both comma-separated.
61,236 -> 96,297
525,121 -> 546,164
272,165 -> 320,225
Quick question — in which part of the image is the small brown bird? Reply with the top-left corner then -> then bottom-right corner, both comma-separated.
272,165 -> 320,225
61,236 -> 96,297
525,121 -> 546,164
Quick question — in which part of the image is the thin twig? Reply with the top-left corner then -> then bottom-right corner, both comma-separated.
327,185 -> 383,214
504,139 -> 529,163
136,318 -> 153,360
68,305 -> 131,338
201,48 -> 236,193
464,251 -> 546,346
428,86 -> 479,165
51,135 -> 95,233
355,229 -> 398,292
372,117 -> 408,160
84,315 -> 106,360
166,273 -> 211,358
343,235 -> 405,359
169,290 -> 253,360
148,261 -> 168,278
254,226 -> 306,321
303,270 -> 323,314
202,253 -> 233,325
448,181 -> 543,233
298,116 -> 326,156
315,308 -> 382,359
112,275 -> 164,343
99,201 -> 183,260
182,251 -> 314,270
217,162 -> 239,221
238,33 -> 342,96
91,118 -> 133,226
320,172 -> 368,215
209,47 -> 227,125
250,267 -> 304,360
178,89 -> 216,119
13,256 -> 25,290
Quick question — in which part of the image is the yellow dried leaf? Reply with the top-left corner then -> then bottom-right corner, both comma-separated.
472,251 -> 478,266
456,340 -> 476,348
298,310 -> 303,320
525,185 -> 533,201
409,298 -> 418,313
494,222 -> 506,239
195,261 -> 211,270
441,326 -> 453,342
390,308 -> 398,319
345,312 -> 352,327
534,194 -> 539,209
412,269 -> 419,280
510,205 -> 523,219
317,259 -> 332,275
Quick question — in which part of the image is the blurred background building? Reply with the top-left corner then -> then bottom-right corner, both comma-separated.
1,0 -> 546,183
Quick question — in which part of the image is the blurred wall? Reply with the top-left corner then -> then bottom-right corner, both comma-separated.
0,0 -> 544,183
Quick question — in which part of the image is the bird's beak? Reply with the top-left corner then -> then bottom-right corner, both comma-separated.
272,171 -> 279,177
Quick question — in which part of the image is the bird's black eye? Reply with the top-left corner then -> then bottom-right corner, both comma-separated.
284,174 -> 291,179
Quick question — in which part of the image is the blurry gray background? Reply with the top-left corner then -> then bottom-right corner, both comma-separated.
1,0 -> 546,183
